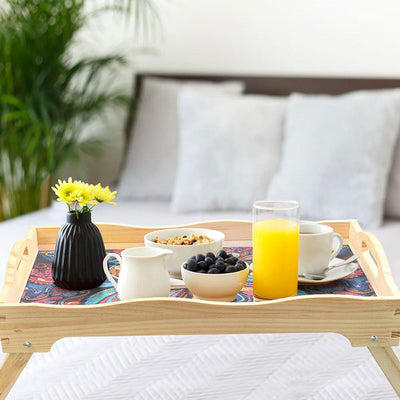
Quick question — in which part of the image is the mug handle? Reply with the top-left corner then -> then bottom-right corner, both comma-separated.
103,253 -> 121,290
330,233 -> 344,260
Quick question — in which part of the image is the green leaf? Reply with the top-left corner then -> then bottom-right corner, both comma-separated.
0,0 -> 159,220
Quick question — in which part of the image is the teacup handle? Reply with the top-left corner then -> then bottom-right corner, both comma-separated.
330,233 -> 344,260
103,253 -> 121,290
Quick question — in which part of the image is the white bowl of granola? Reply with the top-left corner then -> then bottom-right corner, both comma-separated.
144,228 -> 224,279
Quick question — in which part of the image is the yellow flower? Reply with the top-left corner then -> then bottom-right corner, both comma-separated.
52,177 -> 77,205
74,183 -> 96,207
92,184 -> 117,205
52,178 -> 117,212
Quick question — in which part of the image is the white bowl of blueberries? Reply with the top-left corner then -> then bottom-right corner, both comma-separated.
181,249 -> 249,302
144,228 -> 224,279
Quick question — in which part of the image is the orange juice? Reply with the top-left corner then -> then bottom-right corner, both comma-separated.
253,219 -> 299,299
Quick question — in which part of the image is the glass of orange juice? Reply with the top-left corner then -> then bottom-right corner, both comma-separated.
252,200 -> 300,300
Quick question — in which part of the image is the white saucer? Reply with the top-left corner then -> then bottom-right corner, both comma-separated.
298,262 -> 358,284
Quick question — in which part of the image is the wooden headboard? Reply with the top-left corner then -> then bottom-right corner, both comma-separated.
135,73 -> 400,95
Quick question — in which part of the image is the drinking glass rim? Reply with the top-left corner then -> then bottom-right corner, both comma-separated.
252,200 -> 300,211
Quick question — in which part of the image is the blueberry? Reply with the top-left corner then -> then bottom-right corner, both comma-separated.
237,260 -> 246,268
197,269 -> 207,274
196,254 -> 205,262
208,268 -> 219,274
205,252 -> 215,259
235,262 -> 245,271
215,260 -> 226,272
216,250 -> 228,259
204,257 -> 214,266
187,258 -> 197,267
230,256 -> 238,264
187,258 -> 198,272
189,255 -> 196,260
183,263 -> 188,270
197,261 -> 207,270
225,257 -> 236,265
225,265 -> 237,273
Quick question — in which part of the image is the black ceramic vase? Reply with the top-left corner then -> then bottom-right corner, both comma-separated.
52,211 -> 106,290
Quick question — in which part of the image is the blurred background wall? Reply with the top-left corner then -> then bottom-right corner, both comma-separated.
135,0 -> 400,77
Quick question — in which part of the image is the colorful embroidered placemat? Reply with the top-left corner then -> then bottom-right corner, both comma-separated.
20,245 -> 375,305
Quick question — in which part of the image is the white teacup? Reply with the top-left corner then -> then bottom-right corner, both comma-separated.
298,222 -> 343,275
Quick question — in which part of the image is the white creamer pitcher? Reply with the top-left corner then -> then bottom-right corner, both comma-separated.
103,247 -> 173,300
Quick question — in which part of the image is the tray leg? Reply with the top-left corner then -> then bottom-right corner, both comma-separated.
369,346 -> 400,397
0,353 -> 32,400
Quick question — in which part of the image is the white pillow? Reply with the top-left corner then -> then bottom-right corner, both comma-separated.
117,77 -> 244,200
385,137 -> 400,217
267,90 -> 400,228
171,90 -> 288,212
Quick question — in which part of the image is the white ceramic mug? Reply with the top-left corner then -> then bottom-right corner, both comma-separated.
298,222 -> 343,275
103,247 -> 172,300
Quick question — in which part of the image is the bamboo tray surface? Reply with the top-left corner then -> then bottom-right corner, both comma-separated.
2,219 -> 398,301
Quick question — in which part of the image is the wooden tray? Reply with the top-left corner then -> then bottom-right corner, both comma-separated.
0,219 -> 399,399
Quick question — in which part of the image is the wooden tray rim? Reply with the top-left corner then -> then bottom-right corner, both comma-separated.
0,220 -> 400,307
1,219 -> 399,305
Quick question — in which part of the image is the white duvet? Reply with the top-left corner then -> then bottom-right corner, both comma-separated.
1,202 -> 399,400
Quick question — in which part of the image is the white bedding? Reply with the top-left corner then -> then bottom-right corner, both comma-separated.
1,202 -> 400,400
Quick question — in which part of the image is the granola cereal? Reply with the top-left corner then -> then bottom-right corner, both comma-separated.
153,234 -> 212,245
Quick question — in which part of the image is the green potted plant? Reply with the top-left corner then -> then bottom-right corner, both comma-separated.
0,0 -> 157,221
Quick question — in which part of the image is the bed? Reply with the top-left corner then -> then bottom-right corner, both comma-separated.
1,74 -> 400,399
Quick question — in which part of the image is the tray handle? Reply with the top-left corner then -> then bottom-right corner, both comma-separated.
0,239 -> 28,303
350,223 -> 399,296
